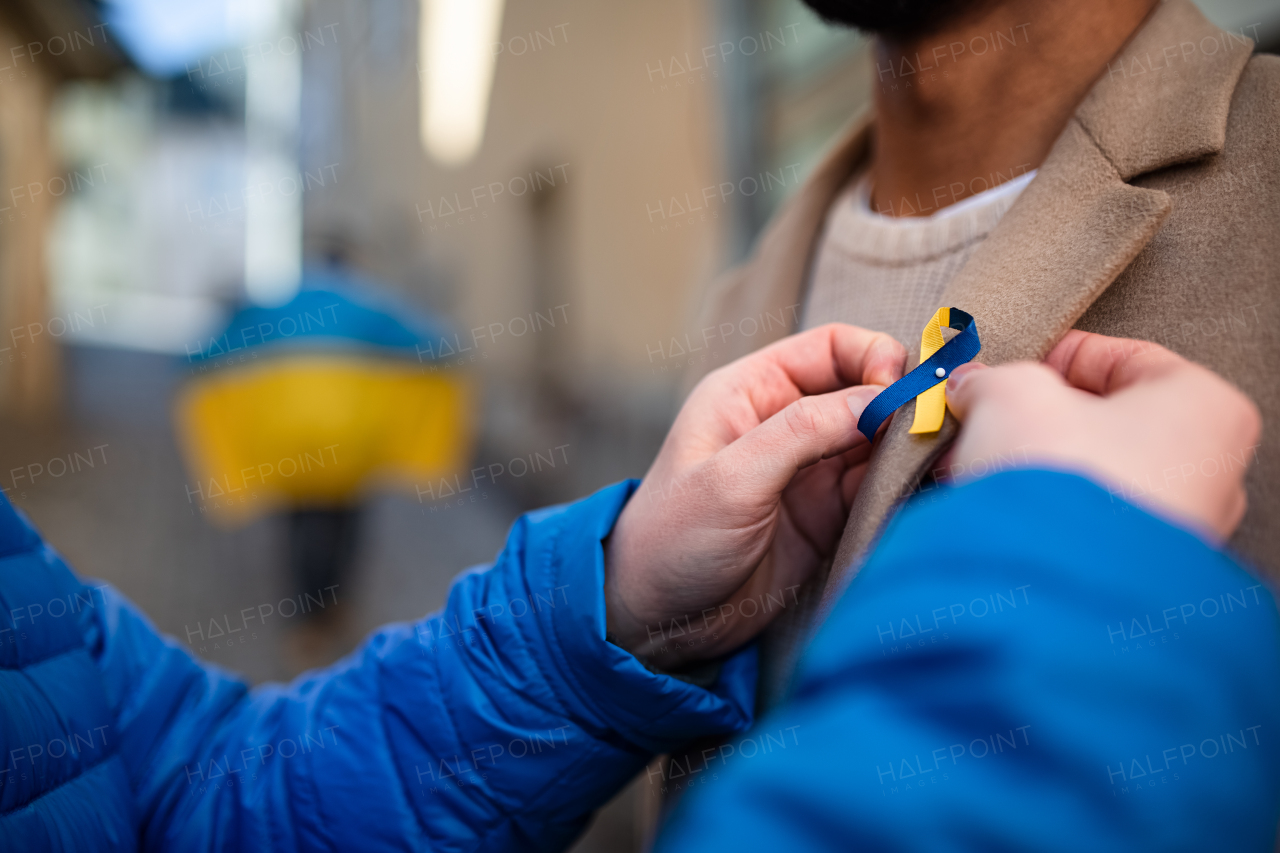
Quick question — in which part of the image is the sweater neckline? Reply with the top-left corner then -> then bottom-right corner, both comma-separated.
822,168 -> 1036,265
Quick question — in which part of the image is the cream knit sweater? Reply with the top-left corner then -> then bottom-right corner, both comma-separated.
802,169 -> 1037,346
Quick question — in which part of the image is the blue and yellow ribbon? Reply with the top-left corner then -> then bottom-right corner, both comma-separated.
856,307 -> 980,441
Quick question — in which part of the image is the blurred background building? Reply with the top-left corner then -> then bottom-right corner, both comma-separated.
0,0 -> 1274,848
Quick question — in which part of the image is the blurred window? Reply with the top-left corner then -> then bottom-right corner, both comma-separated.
715,0 -> 866,259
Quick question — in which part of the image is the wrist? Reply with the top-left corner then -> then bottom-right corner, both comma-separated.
603,539 -> 705,669
602,534 -> 649,653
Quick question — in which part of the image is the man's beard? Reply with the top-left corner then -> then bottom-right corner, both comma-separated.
799,0 -> 994,40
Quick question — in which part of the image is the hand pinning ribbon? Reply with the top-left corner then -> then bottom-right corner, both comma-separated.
856,307 -> 980,442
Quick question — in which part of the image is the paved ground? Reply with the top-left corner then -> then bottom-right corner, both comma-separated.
1,344 -> 665,851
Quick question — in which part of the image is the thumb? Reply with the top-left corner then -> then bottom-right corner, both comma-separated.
715,384 -> 884,497
942,362 -> 990,422
947,361 -> 1075,424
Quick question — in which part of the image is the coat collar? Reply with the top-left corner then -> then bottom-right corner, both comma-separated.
741,0 -> 1256,618
743,0 -> 1251,329
1074,0 -> 1255,180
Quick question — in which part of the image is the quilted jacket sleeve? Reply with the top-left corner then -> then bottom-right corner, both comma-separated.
84,480 -> 756,852
657,470 -> 1280,852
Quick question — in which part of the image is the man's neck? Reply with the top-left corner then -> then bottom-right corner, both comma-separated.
869,0 -> 1159,217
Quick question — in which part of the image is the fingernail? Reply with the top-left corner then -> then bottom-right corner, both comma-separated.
946,362 -> 987,395
846,385 -> 883,415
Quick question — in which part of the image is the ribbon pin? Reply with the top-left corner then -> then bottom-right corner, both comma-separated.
856,307 -> 980,442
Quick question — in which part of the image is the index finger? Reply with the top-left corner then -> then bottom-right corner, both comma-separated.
713,323 -> 906,425
1044,330 -> 1184,396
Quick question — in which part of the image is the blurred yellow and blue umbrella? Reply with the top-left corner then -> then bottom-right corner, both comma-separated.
175,273 -> 471,527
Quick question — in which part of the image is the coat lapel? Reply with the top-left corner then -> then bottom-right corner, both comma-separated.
818,0 -> 1253,615
821,121 -> 1172,612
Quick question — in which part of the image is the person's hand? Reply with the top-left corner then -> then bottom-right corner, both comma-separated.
604,323 -> 906,669
943,330 -> 1261,542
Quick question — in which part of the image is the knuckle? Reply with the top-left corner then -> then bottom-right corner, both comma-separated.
688,369 -> 722,401
1233,392 -> 1263,446
869,333 -> 907,361
1193,367 -> 1262,447
782,397 -> 829,440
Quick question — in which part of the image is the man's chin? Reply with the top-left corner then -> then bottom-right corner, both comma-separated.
799,0 -> 994,40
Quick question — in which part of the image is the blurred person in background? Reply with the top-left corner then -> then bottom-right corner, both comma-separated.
2,324 -> 1277,851
687,0 -> 1280,719
174,243 -> 471,667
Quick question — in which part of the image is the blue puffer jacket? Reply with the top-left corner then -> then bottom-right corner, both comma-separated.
658,472 -> 1280,852
0,481 -> 754,852
5,469 -> 1280,851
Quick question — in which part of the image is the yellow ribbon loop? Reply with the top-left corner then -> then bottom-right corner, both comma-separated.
908,307 -> 951,435
857,307 -> 979,441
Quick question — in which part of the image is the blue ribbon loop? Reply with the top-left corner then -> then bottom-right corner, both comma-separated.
856,308 -> 980,442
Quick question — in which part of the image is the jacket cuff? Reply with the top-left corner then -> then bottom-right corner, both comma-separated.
523,480 -> 756,753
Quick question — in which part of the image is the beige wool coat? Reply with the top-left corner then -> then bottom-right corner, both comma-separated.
684,0 -> 1280,711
